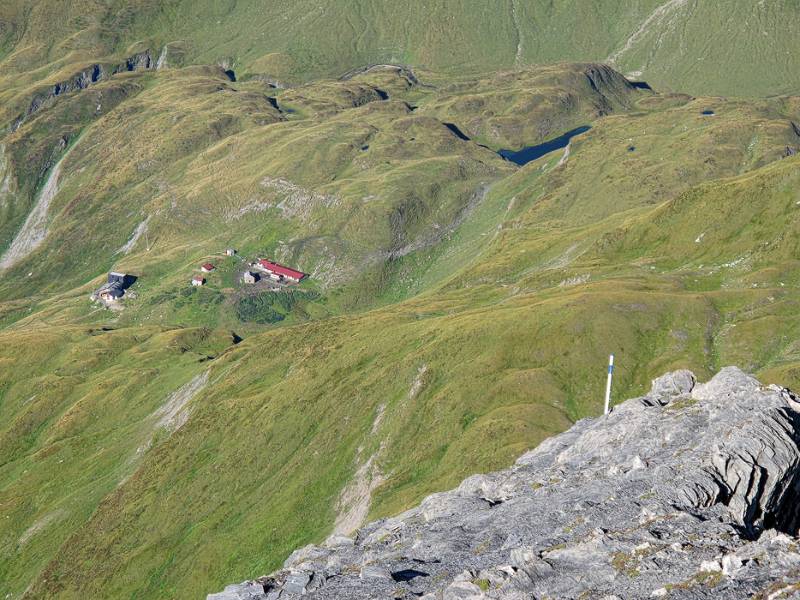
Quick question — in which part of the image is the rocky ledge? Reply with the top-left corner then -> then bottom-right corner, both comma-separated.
209,367 -> 800,599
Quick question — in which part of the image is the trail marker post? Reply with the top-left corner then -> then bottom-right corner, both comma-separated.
604,354 -> 614,415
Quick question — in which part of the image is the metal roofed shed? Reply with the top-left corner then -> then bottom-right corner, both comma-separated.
92,271 -> 137,304
108,272 -> 136,287
257,259 -> 306,283
99,281 -> 125,301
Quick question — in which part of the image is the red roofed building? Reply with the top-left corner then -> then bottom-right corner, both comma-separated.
258,259 -> 306,283
201,263 -> 215,273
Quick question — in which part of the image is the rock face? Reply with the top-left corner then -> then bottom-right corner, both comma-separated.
10,50 -> 154,132
209,368 -> 800,599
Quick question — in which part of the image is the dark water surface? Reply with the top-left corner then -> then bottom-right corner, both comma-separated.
443,122 -> 470,141
629,80 -> 653,90
498,126 -> 591,166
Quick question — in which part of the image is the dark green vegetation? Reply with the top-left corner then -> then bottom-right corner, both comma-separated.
236,290 -> 322,324
1,2 -> 800,599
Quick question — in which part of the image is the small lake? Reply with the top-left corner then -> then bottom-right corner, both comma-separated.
498,126 -> 591,166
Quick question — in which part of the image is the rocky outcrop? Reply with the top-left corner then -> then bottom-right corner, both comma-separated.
209,368 -> 800,599
112,50 -> 153,74
338,64 -> 422,87
582,63 -> 639,115
10,65 -> 104,131
10,50 -> 154,132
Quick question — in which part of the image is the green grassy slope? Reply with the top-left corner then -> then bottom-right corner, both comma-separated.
1,5 -> 800,594
0,325 -> 237,594
10,151 -> 800,598
0,63 -> 638,317
0,53 -> 799,596
1,0 -> 800,98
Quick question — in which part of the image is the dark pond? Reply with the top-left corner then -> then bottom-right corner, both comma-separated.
443,122 -> 470,141
701,110 -> 716,116
629,80 -> 653,91
498,126 -> 591,166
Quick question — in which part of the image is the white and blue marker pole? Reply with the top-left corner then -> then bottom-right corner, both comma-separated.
604,354 -> 614,415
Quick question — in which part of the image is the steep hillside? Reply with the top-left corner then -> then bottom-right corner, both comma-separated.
1,6 -> 800,597
1,1 -> 799,98
1,61 -> 800,596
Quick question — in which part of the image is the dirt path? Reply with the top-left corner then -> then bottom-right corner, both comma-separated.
557,142 -> 571,167
333,365 -> 430,535
332,450 -> 385,536
18,509 -> 65,546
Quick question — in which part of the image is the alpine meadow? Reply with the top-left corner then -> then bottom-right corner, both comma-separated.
2,2 -> 800,599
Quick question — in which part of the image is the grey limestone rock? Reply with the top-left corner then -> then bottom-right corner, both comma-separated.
207,581 -> 269,600
645,369 -> 696,405
209,367 -> 800,599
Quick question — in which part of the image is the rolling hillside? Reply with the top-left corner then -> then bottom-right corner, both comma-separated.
1,0 -> 800,99
1,2 -> 800,599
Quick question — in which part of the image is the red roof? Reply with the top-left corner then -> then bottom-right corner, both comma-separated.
258,259 -> 306,280
202,263 -> 215,271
